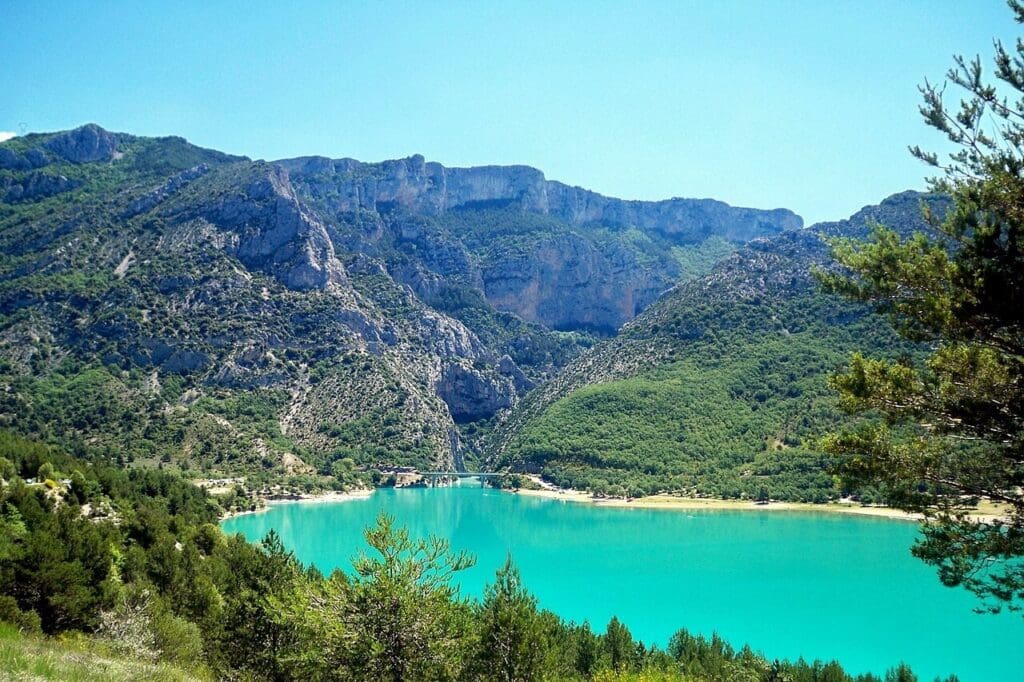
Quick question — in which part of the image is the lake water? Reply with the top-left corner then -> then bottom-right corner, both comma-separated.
222,485 -> 1024,681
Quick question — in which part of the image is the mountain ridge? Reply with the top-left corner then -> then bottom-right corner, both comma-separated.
279,150 -> 800,334
276,152 -> 802,241
0,124 -> 805,487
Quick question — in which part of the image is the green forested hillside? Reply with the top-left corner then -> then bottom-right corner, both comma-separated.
493,193 -> 949,501
503,300 -> 900,501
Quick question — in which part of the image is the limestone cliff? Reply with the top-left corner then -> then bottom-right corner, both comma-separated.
277,154 -> 801,242
279,154 -> 802,332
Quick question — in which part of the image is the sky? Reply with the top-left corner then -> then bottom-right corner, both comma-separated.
0,0 -> 1017,225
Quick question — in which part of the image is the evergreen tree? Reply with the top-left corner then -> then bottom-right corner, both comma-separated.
819,1 -> 1024,611
273,512 -> 475,681
573,621 -> 601,679
604,615 -> 635,673
883,663 -> 918,682
474,555 -> 545,682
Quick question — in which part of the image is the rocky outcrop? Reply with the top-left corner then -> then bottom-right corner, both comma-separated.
415,309 -> 489,360
813,190 -> 951,240
482,232 -> 669,332
44,124 -> 118,164
393,216 -> 476,278
0,146 -> 49,171
122,338 -> 209,375
2,172 -> 80,202
436,361 -> 513,423
209,345 -> 290,388
233,169 -> 347,290
498,354 -> 534,393
277,154 -> 802,242
166,164 -> 347,291
125,164 -> 210,217
162,349 -> 209,374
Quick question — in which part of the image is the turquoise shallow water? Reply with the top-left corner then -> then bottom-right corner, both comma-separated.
222,485 -> 1024,681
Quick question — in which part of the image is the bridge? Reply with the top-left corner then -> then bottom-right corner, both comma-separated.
419,471 -> 502,487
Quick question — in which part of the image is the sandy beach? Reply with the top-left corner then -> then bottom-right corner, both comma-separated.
220,488 -> 375,520
218,478 -> 1007,524
272,488 -> 376,504
510,480 -> 1008,522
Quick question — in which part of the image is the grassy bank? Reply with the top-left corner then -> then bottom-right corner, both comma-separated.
0,622 -> 202,682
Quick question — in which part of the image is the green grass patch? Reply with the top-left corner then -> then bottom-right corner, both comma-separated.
0,621 -> 203,681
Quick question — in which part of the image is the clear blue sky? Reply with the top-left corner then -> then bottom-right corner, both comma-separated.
0,1 -> 1016,225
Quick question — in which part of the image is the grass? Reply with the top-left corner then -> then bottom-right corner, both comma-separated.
0,622 -> 203,682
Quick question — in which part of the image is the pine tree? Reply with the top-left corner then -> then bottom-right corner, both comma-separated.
475,555 -> 545,682
819,1 -> 1024,612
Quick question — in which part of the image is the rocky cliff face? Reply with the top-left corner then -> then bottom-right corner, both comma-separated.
277,154 -> 801,241
0,124 -> 121,169
279,154 -> 802,332
481,232 -> 664,332
436,361 -> 514,423
162,163 -> 348,291
43,124 -> 120,164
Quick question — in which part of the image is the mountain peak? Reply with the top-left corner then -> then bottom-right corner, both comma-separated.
43,123 -> 119,163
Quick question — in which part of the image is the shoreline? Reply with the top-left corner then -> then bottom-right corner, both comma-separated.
511,487 -> 923,521
508,479 -> 1008,523
220,488 -> 375,520
217,479 -> 1006,524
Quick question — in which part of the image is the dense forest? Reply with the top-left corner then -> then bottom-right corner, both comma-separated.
500,290 -> 910,502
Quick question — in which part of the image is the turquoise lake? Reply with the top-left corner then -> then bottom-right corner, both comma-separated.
222,485 -> 1024,681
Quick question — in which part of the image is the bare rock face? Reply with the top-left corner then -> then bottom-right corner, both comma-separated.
44,124 -> 118,164
170,164 -> 348,291
416,309 -> 489,360
498,354 -> 534,393
277,154 -> 802,241
393,216 -> 476,277
436,360 -> 514,423
278,154 -> 803,332
483,232 -> 665,333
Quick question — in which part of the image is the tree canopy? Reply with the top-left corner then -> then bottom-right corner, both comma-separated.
819,0 -> 1024,612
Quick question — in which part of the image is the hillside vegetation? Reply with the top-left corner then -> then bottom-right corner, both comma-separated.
0,622 -> 200,682
493,193 -> 949,502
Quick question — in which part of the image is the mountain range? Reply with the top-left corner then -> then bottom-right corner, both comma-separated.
0,124 -> 934,498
